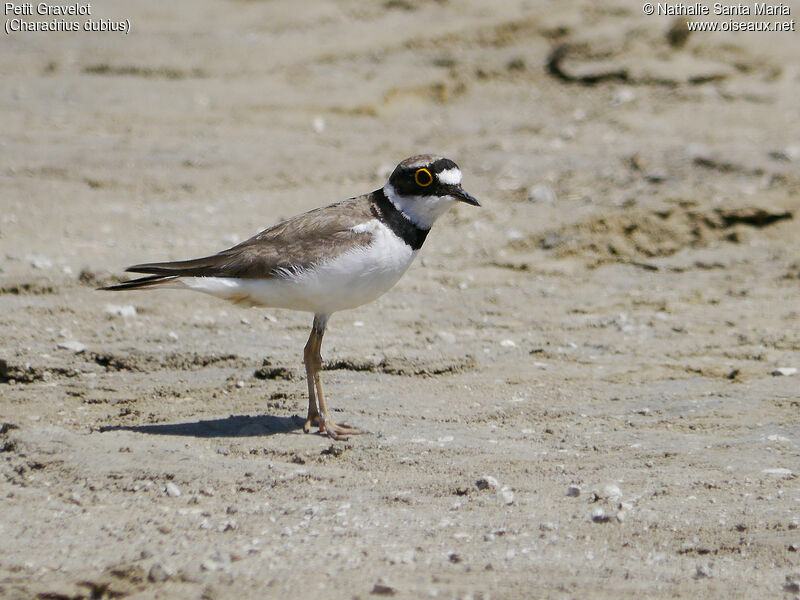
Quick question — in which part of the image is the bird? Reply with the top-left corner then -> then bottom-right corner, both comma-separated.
101,154 -> 480,440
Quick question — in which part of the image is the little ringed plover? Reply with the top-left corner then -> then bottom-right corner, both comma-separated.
102,154 -> 480,440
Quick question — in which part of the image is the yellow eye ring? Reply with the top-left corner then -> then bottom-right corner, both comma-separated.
414,168 -> 433,187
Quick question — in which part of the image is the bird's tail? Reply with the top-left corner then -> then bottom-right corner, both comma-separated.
99,274 -> 180,292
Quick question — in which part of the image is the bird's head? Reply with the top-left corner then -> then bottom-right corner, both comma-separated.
383,155 -> 480,229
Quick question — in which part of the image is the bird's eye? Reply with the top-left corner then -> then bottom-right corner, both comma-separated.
414,168 -> 433,187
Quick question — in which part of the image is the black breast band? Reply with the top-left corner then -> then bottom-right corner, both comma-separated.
371,189 -> 429,251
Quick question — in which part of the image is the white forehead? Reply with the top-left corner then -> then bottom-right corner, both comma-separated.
437,168 -> 462,185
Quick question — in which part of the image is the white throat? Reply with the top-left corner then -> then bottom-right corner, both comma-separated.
383,183 -> 455,230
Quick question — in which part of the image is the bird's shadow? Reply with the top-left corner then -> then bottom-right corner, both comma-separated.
99,414 -> 304,438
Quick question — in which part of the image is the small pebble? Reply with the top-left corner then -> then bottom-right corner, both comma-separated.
592,508 -> 610,523
603,484 -> 623,500
539,522 -> 556,531
57,341 -> 86,354
165,482 -> 181,497
312,116 -> 326,134
200,552 -> 231,573
783,574 -> 800,593
762,468 -> 794,476
371,583 -> 396,596
219,520 -> 237,532
611,87 -> 636,105
148,563 -> 170,582
30,255 -> 53,269
236,380 -> 245,389
771,145 -> 800,162
435,331 -> 457,344
483,529 -> 506,541
476,476 -> 501,491
500,339 -> 516,348
104,304 -> 137,318
201,559 -> 220,572
528,183 -> 556,204
694,564 -> 712,579
772,367 -> 797,376
567,485 -> 581,497
499,487 -> 514,505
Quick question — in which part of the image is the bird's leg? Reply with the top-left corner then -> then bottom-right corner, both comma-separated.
302,314 -> 364,441
302,323 -> 321,433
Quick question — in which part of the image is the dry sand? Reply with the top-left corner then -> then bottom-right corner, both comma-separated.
2,0 -> 800,598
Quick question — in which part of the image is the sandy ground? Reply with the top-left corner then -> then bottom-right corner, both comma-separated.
2,1 -> 800,598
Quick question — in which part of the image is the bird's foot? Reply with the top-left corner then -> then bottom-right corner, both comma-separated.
303,414 -> 365,441
320,420 -> 365,441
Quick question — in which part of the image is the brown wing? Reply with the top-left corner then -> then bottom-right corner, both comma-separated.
124,195 -> 378,279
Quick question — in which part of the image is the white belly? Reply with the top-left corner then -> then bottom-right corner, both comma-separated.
177,221 -> 417,315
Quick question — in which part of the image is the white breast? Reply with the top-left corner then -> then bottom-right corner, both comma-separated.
177,220 -> 417,314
